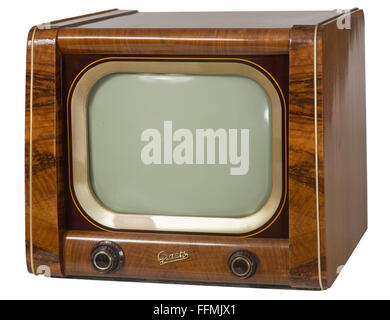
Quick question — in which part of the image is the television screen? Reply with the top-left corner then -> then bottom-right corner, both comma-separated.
70,61 -> 283,233
88,72 -> 272,217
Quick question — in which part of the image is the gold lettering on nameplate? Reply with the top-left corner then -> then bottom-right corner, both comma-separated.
157,250 -> 189,265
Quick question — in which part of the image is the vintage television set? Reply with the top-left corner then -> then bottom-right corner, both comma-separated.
25,9 -> 367,289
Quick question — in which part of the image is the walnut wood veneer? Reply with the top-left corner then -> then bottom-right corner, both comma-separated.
26,9 -> 367,289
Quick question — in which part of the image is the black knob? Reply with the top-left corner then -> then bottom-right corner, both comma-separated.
228,250 -> 257,279
91,241 -> 124,273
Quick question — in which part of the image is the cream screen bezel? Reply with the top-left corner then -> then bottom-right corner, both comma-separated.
69,60 -> 284,234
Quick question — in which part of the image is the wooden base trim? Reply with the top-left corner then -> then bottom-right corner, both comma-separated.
63,231 -> 290,287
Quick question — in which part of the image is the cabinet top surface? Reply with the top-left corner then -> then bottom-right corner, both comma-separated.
50,10 -> 351,29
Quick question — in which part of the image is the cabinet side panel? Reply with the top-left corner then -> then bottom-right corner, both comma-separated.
289,26 -> 326,289
321,10 -> 367,286
25,28 -> 64,276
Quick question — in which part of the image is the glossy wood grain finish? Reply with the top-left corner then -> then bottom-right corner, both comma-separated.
320,11 -> 367,287
25,27 -> 64,276
57,10 -> 342,56
25,9 -> 137,277
288,25 -> 326,289
63,231 -> 289,286
69,11 -> 342,29
57,28 -> 291,55
288,9 -> 366,289
26,9 -> 367,289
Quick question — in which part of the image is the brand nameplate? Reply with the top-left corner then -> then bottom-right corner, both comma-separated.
158,250 -> 189,265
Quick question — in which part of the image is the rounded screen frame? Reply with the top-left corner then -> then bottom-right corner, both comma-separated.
69,59 -> 285,234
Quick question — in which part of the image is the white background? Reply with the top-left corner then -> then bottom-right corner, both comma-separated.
0,0 -> 389,300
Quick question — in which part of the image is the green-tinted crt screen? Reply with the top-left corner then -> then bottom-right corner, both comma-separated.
88,73 -> 272,217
